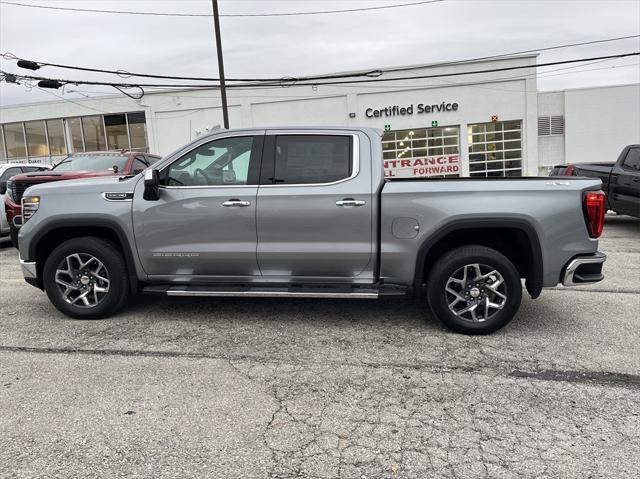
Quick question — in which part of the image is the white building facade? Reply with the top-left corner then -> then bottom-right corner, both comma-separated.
1,55 -> 638,177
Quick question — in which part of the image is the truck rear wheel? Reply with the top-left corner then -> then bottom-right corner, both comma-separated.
426,245 -> 522,334
43,237 -> 129,319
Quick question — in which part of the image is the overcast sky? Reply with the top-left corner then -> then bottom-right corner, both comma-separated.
0,0 -> 639,107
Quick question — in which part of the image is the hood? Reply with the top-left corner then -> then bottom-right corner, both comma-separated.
24,174 -> 142,197
12,170 -> 119,182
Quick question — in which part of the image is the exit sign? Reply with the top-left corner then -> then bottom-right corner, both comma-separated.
431,120 -> 438,127
384,124 -> 391,131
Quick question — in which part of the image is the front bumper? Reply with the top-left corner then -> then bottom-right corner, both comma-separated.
20,257 -> 40,288
562,252 -> 606,286
4,196 -> 21,225
20,257 -> 37,278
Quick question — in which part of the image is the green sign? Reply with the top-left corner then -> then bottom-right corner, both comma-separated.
384,124 -> 391,131
431,120 -> 438,127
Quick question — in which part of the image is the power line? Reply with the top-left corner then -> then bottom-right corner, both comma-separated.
287,52 -> 640,87
3,35 -> 638,84
0,0 -> 445,17
384,34 -> 640,73
3,52 -> 638,93
15,60 -> 636,112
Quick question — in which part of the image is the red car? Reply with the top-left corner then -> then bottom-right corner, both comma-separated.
5,150 -> 161,247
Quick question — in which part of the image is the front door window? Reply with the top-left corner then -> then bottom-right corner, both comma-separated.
165,136 -> 255,187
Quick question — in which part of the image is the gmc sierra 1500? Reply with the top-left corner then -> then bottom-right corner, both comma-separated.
16,127 -> 607,334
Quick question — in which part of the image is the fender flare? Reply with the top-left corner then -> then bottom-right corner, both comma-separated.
413,218 -> 544,299
28,218 -> 140,294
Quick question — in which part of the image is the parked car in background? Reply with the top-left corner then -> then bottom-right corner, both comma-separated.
549,144 -> 640,218
5,151 -> 161,247
0,163 -> 51,242
16,127 -> 607,334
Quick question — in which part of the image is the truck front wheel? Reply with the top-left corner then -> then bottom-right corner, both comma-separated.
427,245 -> 522,334
42,237 -> 130,319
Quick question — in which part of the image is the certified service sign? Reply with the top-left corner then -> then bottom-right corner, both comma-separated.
384,155 -> 460,178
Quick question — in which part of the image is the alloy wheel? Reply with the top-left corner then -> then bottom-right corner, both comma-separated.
445,263 -> 507,323
54,253 -> 111,308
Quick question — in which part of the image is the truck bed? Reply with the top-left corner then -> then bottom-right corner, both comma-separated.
379,176 -> 601,290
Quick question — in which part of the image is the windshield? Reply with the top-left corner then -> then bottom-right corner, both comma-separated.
53,155 -> 129,172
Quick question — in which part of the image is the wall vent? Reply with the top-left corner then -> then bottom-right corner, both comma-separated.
550,115 -> 565,135
538,115 -> 564,136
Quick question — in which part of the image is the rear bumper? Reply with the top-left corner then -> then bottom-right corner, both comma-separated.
562,252 -> 606,286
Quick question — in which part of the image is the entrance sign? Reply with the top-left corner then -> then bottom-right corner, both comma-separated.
384,155 -> 460,178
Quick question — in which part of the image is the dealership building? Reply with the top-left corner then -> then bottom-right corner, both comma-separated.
1,55 -> 638,177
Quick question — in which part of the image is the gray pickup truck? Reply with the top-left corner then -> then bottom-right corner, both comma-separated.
17,127 -> 607,334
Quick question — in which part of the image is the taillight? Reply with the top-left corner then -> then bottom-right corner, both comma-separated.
583,191 -> 606,238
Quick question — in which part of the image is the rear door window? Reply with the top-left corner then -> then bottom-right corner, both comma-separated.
622,148 -> 640,170
270,135 -> 352,185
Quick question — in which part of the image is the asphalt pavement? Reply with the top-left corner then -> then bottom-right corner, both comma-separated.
1,215 -> 639,478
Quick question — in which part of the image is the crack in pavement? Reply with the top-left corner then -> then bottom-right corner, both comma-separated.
509,369 -> 640,389
2,344 -> 639,391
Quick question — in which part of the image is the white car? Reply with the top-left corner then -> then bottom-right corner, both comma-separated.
0,163 -> 51,239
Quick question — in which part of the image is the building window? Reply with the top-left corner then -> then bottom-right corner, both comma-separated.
81,116 -> 107,151
467,120 -> 522,177
3,123 -> 27,159
1,111 -> 148,160
0,126 -> 6,160
46,119 -> 67,156
65,118 -> 85,153
105,113 -> 129,150
24,120 -> 49,157
538,115 -> 564,136
382,126 -> 460,178
127,112 -> 148,151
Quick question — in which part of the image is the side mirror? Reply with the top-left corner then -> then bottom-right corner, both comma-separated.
143,169 -> 160,201
0,182 -> 6,195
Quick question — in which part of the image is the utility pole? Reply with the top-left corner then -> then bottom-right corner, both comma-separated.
212,0 -> 229,129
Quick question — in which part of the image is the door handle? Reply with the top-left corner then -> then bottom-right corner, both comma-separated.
336,198 -> 366,207
222,199 -> 251,207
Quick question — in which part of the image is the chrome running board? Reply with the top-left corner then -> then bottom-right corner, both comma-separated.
143,284 -> 382,299
167,289 -> 379,299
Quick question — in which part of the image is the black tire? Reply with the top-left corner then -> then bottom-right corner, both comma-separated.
43,237 -> 129,319
9,223 -> 19,249
426,245 -> 522,335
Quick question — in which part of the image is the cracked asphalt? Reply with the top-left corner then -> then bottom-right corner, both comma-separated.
1,215 -> 639,478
